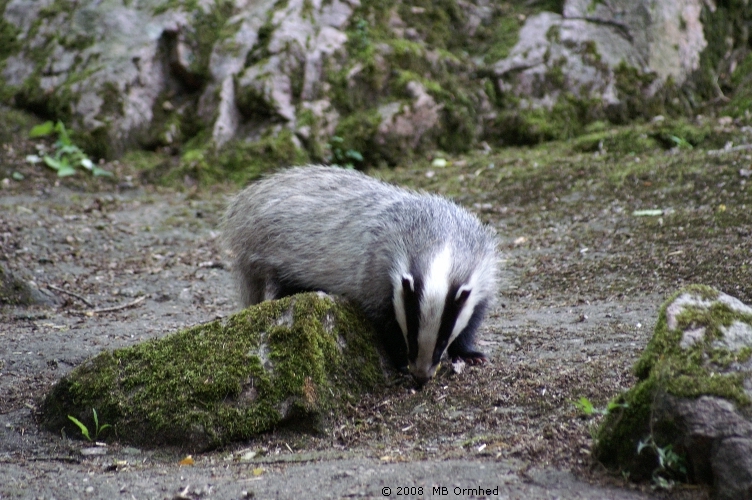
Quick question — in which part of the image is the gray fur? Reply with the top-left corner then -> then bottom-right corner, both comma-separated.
222,165 -> 498,382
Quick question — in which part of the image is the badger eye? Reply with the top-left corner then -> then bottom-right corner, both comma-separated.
455,287 -> 471,306
402,274 -> 415,293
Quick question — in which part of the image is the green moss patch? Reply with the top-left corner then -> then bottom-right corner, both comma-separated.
594,285 -> 752,479
572,117 -> 733,155
0,0 -> 21,63
150,128 -> 308,187
38,293 -> 385,451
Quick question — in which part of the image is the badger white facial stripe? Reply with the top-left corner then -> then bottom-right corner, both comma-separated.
411,246 -> 453,377
449,270 -> 482,345
392,272 -> 411,340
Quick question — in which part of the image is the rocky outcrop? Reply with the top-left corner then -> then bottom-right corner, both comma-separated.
39,292 -> 384,451
495,0 -> 709,96
489,0 -> 722,142
595,286 -> 752,499
1,0 -> 749,164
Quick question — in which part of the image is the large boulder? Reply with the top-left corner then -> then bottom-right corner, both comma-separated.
38,292 -> 385,451
594,285 -> 752,499
490,0 -> 746,143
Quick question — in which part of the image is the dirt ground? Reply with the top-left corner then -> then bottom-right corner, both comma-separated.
3,125 -> 750,498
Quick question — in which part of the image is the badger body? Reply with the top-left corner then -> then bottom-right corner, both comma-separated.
223,166 -> 498,385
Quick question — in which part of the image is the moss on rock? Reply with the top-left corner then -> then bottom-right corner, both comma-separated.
493,93 -> 597,145
594,285 -> 752,480
322,0 -> 515,164
571,117 -> 734,156
38,292 -> 385,451
0,0 -> 20,64
332,110 -> 381,165
153,127 -> 308,187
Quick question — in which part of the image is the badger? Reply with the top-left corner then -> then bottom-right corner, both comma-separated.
222,165 -> 498,385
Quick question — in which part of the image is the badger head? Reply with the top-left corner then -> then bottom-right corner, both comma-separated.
392,245 -> 485,386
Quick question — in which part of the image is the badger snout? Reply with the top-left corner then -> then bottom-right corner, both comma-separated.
410,364 -> 438,387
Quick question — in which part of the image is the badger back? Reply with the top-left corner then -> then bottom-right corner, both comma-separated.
222,166 -> 414,313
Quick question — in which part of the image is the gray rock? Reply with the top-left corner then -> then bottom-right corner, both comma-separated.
494,0 -> 708,117
374,81 -> 443,163
0,263 -> 59,306
652,395 -> 752,499
595,285 -> 752,499
3,0 -> 192,154
196,0 -> 354,145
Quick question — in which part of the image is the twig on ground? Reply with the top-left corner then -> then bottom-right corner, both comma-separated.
47,284 -> 94,307
85,296 -> 146,315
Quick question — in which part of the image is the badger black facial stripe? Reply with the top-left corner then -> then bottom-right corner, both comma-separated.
432,284 -> 464,365
402,274 -> 415,292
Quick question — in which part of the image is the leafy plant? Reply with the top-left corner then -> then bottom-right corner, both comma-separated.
667,135 -> 693,149
573,396 -> 597,415
637,435 -> 688,490
572,396 -> 628,416
67,409 -> 112,442
26,121 -> 112,177
327,135 -> 363,169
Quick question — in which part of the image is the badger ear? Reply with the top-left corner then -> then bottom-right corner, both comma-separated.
455,285 -> 471,305
401,274 -> 415,293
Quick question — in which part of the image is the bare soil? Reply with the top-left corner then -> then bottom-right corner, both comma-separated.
3,125 -> 748,499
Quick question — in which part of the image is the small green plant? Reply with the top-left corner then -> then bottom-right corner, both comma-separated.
573,396 -> 598,415
572,396 -> 628,416
637,435 -> 688,490
26,121 -> 112,177
327,135 -> 363,169
349,17 -> 370,53
67,409 -> 111,442
667,135 -> 693,149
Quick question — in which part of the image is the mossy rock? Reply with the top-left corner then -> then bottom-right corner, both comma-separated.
0,263 -> 36,306
38,293 -> 385,451
0,263 -> 57,307
571,117 -> 734,156
594,285 -> 752,490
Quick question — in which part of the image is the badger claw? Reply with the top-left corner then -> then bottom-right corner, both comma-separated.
451,353 -> 487,366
